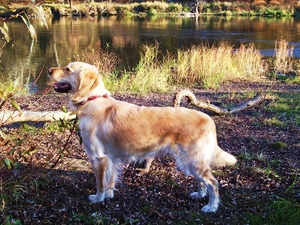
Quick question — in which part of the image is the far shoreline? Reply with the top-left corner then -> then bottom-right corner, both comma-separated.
1,1 -> 300,19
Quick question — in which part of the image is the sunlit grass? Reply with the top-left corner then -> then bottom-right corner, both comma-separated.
265,92 -> 300,127
174,42 -> 265,89
274,38 -> 294,74
107,42 -> 266,92
74,39 -> 299,93
267,92 -> 300,115
263,117 -> 285,127
108,44 -> 172,93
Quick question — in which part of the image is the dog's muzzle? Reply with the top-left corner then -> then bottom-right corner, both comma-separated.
48,68 -> 72,93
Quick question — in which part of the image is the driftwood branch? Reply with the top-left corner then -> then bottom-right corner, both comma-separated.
0,111 -> 76,125
173,89 -> 264,114
1,90 -> 263,124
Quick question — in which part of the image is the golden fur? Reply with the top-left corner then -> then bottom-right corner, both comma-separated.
48,62 -> 237,212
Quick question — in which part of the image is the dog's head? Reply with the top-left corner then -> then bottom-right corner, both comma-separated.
48,62 -> 110,106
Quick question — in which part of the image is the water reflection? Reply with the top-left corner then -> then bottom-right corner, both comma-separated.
1,15 -> 300,92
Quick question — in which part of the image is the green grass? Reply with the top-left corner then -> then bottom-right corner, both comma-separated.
266,92 -> 300,127
263,117 -> 285,127
119,44 -> 171,93
249,196 -> 300,225
238,151 -> 299,225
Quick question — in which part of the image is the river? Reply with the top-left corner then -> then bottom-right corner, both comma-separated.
1,15 -> 300,92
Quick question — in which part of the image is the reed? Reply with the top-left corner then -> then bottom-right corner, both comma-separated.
76,39 -> 297,93
118,43 -> 171,93
232,43 -> 266,80
73,47 -> 119,76
274,38 -> 294,74
174,42 -> 265,89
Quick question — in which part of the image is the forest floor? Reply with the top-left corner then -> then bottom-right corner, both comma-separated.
1,80 -> 299,225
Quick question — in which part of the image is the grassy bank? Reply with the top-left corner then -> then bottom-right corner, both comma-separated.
0,38 -> 299,97
45,1 -> 300,17
72,38 -> 299,94
2,1 -> 300,18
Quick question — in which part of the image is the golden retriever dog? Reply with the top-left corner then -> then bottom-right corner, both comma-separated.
48,62 -> 237,212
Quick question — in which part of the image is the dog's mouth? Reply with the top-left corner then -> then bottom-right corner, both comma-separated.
53,82 -> 72,93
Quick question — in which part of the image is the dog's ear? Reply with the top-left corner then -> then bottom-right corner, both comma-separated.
72,69 -> 99,105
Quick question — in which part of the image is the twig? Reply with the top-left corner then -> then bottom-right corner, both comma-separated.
29,65 -> 45,92
51,118 -> 78,169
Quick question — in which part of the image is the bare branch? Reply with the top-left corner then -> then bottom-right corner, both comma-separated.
0,111 -> 76,125
1,90 -> 264,125
173,89 -> 264,115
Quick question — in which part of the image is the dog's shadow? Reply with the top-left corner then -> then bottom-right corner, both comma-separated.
2,153 -> 238,224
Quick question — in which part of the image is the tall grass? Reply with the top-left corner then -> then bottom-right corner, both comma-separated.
75,39 -> 297,93
112,43 -> 172,93
174,42 -> 265,89
73,44 -> 172,93
73,47 -> 119,76
274,38 -> 294,74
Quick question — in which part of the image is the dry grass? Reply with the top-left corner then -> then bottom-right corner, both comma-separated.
113,43 -> 172,93
233,43 -> 266,80
274,38 -> 294,73
73,47 -> 119,75
72,39 -> 298,93
174,42 -> 265,89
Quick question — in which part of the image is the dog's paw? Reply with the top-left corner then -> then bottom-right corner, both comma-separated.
190,191 -> 207,199
89,194 -> 105,203
201,204 -> 218,213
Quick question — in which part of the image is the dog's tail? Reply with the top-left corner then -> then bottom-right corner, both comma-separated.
211,145 -> 237,167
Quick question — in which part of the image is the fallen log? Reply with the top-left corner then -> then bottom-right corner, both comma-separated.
0,90 -> 264,125
173,89 -> 264,114
0,111 -> 76,125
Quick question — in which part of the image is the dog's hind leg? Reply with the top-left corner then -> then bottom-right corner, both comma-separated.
89,155 -> 116,203
137,157 -> 154,176
190,180 -> 207,199
190,164 -> 220,213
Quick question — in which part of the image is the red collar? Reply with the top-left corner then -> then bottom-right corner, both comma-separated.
78,93 -> 109,106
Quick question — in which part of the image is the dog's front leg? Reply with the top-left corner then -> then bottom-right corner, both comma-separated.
89,155 -> 115,203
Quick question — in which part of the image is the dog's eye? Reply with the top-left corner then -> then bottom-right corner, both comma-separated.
66,67 -> 71,72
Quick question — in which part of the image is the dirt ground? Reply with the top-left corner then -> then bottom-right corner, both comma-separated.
1,81 -> 299,224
